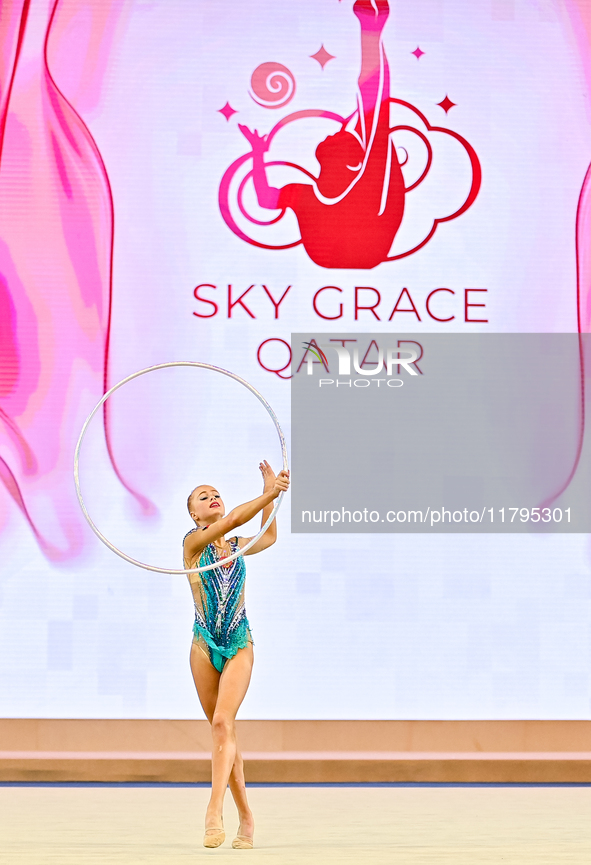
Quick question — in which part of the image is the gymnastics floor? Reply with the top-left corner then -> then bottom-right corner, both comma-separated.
0,782 -> 589,863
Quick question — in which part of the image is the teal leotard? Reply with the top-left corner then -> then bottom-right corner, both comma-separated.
184,528 -> 252,672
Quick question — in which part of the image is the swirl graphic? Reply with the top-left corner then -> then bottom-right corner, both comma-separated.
249,62 -> 296,110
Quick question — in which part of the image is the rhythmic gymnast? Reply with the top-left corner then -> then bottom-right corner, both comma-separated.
183,461 -> 290,849
238,0 -> 404,269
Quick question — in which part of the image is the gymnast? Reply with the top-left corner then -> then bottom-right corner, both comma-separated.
183,461 -> 290,849
238,0 -> 404,269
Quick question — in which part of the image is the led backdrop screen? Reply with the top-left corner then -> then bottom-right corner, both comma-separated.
1,0 -> 591,719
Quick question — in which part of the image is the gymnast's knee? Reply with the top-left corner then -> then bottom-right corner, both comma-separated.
212,712 -> 234,741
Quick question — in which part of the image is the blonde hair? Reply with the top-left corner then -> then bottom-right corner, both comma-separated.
187,486 -> 202,516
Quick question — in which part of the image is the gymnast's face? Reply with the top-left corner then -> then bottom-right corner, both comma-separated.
189,485 -> 225,525
315,131 -> 363,173
315,131 -> 364,197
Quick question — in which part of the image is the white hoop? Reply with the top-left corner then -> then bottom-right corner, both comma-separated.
74,362 -> 288,574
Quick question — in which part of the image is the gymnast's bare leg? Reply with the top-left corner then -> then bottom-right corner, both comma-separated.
190,641 -> 255,842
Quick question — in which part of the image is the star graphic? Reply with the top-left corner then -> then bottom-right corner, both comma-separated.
218,102 -> 237,121
411,46 -> 425,60
437,95 -> 456,114
310,44 -> 336,69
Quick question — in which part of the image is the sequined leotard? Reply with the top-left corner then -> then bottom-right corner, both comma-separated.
184,527 -> 252,672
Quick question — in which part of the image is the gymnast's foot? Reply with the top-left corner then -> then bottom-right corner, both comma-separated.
232,811 -> 254,849
353,0 -> 389,29
204,811 -> 225,848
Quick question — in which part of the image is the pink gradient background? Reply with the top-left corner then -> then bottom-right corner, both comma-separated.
0,0 -> 149,559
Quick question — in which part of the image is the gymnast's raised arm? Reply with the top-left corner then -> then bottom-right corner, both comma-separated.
239,460 -> 287,555
353,0 -> 391,168
238,125 -> 281,210
183,471 -> 289,561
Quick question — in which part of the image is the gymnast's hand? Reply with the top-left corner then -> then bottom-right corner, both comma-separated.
259,460 -> 290,496
238,124 -> 269,153
353,0 -> 389,27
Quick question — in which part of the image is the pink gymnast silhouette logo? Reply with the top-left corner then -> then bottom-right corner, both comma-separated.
219,0 -> 481,270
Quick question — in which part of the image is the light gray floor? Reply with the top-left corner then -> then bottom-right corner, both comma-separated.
1,784 -> 590,864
